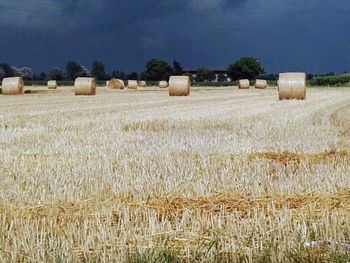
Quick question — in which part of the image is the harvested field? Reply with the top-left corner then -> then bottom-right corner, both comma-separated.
0,86 -> 349,262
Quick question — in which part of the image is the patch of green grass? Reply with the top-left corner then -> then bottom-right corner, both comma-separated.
308,75 -> 350,87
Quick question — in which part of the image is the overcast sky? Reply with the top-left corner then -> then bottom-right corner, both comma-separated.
0,0 -> 349,74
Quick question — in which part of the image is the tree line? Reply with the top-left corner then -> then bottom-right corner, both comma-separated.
0,57 -> 265,82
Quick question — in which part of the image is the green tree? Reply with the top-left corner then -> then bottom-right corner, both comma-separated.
144,59 -> 172,81
227,57 -> 264,81
127,72 -> 139,80
39,72 -> 47,81
65,60 -> 83,80
195,67 -> 215,82
0,63 -> 15,79
112,70 -> 127,80
91,60 -> 106,80
217,73 -> 227,82
48,67 -> 64,80
172,60 -> 183,75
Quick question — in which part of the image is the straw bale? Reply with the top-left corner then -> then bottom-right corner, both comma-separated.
1,77 -> 25,95
169,76 -> 190,96
74,77 -> 96,96
278,72 -> 306,100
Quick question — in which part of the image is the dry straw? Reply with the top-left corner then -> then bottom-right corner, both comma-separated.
47,80 -> 57,90
278,72 -> 306,100
108,78 -> 124,89
74,77 -> 96,96
238,79 -> 250,89
255,79 -> 267,89
158,81 -> 168,88
1,77 -> 25,95
169,76 -> 190,96
128,80 -> 138,89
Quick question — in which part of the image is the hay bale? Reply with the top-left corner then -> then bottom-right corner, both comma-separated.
169,76 -> 190,96
48,80 -> 57,89
255,79 -> 267,89
128,80 -> 138,89
108,78 -> 124,89
74,77 -> 96,96
238,79 -> 250,89
117,79 -> 125,89
138,81 -> 147,87
158,81 -> 168,88
1,77 -> 25,95
278,72 -> 306,100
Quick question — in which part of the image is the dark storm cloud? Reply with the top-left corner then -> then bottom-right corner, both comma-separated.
0,0 -> 350,73
221,0 -> 249,9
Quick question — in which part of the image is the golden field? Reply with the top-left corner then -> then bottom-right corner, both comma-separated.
0,86 -> 349,262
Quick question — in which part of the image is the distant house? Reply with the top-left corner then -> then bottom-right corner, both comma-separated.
182,68 -> 230,82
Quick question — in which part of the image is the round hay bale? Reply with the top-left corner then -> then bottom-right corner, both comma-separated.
238,79 -> 250,89
128,80 -> 138,89
278,72 -> 306,100
117,79 -> 125,89
138,81 -> 147,87
74,77 -> 96,96
1,77 -> 25,95
108,78 -> 124,89
158,81 -> 168,88
169,76 -> 190,96
255,79 -> 267,89
48,80 -> 57,89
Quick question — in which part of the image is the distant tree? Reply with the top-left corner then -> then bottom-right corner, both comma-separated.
208,71 -> 216,82
39,72 -> 47,81
195,67 -> 215,82
144,59 -> 172,81
261,73 -> 278,81
127,72 -> 139,80
112,70 -> 127,80
80,66 -> 91,77
66,60 -> 83,80
119,71 -> 126,80
306,73 -> 313,80
14,67 -> 33,80
217,73 -> 227,82
48,67 -> 64,80
227,57 -> 264,81
184,73 -> 194,82
139,71 -> 146,80
91,60 -> 106,80
0,68 -> 5,80
172,60 -> 183,75
0,63 -> 15,79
